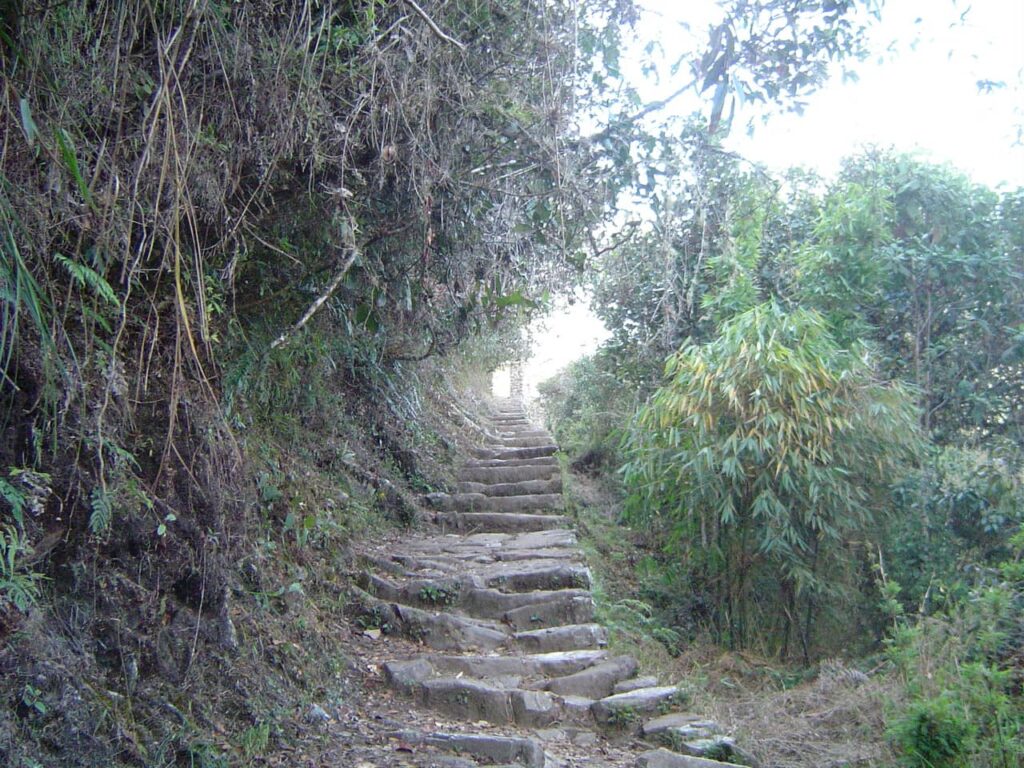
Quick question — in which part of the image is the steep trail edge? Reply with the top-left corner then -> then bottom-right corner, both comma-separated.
350,399 -> 753,768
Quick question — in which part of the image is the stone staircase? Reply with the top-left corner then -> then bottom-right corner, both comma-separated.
352,400 -> 753,768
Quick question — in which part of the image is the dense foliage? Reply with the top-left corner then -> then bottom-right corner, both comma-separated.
541,141 -> 1024,763
0,1 -> 648,762
0,0 -> 649,612
621,302 -> 922,658
2,0 -> 1015,764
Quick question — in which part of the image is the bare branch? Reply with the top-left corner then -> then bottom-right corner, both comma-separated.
270,249 -> 359,350
587,77 -> 697,143
402,0 -> 466,51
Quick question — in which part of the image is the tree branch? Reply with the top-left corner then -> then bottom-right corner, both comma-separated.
587,77 -> 697,143
269,249 -> 359,350
402,0 -> 466,51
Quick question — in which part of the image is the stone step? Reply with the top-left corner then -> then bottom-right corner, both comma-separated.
350,587 -> 510,652
503,594 -> 594,630
394,545 -> 581,567
463,456 -> 559,469
415,677 -> 594,729
385,649 -> 610,690
641,714 -> 757,767
491,429 -> 551,439
380,554 -> 587,580
482,562 -> 591,592
421,677 -> 519,725
391,541 -> 582,566
366,574 -> 592,624
388,730 -> 545,768
642,713 -> 722,741
393,530 -> 580,565
458,464 -> 560,484
431,512 -> 570,533
512,623 -> 608,653
637,749 -> 739,768
541,655 -> 639,700
484,435 -> 557,449
615,675 -> 661,694
486,425 -> 550,434
592,686 -> 684,726
470,445 -> 558,461
457,477 -> 563,497
375,563 -> 589,595
425,492 -> 565,514
399,529 -> 577,554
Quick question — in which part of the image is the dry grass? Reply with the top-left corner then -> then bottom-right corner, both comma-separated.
704,659 -> 900,768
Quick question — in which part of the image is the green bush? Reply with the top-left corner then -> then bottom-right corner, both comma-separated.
889,695 -> 975,768
887,444 -> 1023,613
622,301 -> 923,658
537,352 -> 638,469
885,525 -> 1024,768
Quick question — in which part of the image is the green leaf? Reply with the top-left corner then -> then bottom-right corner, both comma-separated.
54,128 -> 93,206
89,487 -> 113,534
0,477 -> 26,529
19,99 -> 38,148
52,252 -> 118,307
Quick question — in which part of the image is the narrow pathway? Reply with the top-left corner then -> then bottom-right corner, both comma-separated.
353,400 -> 749,768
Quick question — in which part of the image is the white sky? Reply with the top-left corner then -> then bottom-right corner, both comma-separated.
722,0 -> 1024,188
519,294 -> 611,400
521,0 -> 1024,400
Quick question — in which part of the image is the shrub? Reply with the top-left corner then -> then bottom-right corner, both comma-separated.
622,301 -> 923,658
889,695 -> 975,768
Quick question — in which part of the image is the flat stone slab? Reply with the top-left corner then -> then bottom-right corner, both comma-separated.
390,730 -> 545,768
431,512 -> 570,533
592,686 -> 682,724
616,676 -> 661,694
636,749 -> 738,768
642,713 -> 721,738
514,623 -> 608,653
457,477 -> 563,497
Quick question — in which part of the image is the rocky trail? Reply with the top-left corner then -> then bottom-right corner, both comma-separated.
342,400 -> 754,768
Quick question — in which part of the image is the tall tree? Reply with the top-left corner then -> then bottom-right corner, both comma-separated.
795,151 -> 1024,443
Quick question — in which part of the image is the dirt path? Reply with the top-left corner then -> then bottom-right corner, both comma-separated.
343,400 -> 750,768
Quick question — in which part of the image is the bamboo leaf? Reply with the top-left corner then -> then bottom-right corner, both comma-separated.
54,128 -> 93,206
19,99 -> 38,148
